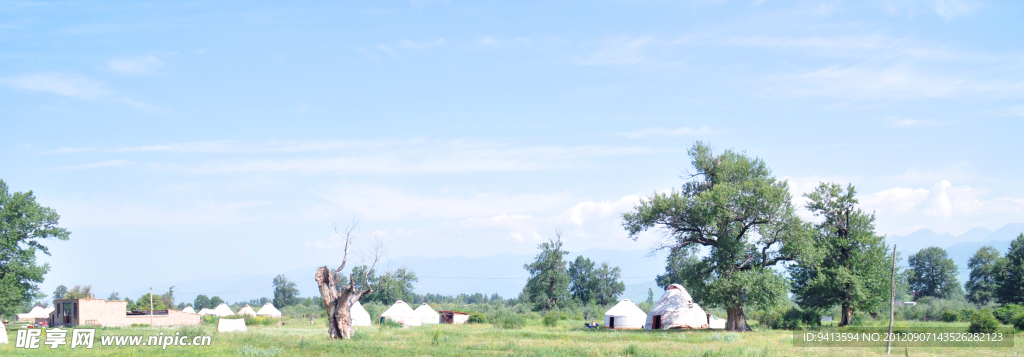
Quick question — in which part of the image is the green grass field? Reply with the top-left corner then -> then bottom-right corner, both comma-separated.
2,318 -> 1021,356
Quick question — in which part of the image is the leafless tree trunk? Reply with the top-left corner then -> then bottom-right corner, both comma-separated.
315,219 -> 384,339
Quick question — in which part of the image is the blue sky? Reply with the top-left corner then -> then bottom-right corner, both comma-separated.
1,0 -> 1022,301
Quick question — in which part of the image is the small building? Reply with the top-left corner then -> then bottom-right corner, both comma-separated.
415,303 -> 440,325
16,306 -> 54,323
380,301 -> 421,327
212,303 -> 235,317
645,284 -> 710,330
351,301 -> 371,327
237,305 -> 257,317
439,311 -> 470,324
182,306 -> 196,314
48,298 -> 199,327
604,299 -> 647,329
256,303 -> 282,318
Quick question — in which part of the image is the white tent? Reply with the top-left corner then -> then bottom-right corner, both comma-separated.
351,301 -> 371,327
256,303 -> 282,318
212,303 -> 236,317
237,305 -> 257,317
217,318 -> 247,332
16,306 -> 53,322
645,284 -> 709,330
0,320 -> 8,344
379,300 -> 421,327
182,306 -> 196,314
708,314 -> 726,329
414,303 -> 439,325
198,308 -> 215,316
604,299 -> 647,329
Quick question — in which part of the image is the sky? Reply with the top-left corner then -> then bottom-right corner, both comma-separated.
1,0 -> 1023,302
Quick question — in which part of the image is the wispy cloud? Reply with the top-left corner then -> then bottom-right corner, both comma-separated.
861,180 -> 1024,235
3,72 -> 111,99
884,0 -> 980,20
108,56 -> 164,74
618,126 -> 716,138
400,38 -> 445,49
886,116 -> 950,128
767,64 -> 1024,99
56,160 -> 133,170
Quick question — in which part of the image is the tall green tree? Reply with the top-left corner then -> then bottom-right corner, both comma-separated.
622,142 -> 811,331
0,180 -> 70,317
995,234 -> 1024,305
789,183 -> 891,326
354,266 -> 417,305
135,292 -> 167,311
52,285 -> 67,300
656,247 -> 703,290
209,296 -> 225,307
107,292 -> 120,301
568,256 -> 596,303
273,274 -> 301,307
908,247 -> 962,299
194,295 -> 211,310
521,232 -> 570,311
592,262 -> 625,305
965,246 -> 1002,305
65,285 -> 93,299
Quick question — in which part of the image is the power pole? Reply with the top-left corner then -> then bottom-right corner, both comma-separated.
150,287 -> 154,329
887,245 -> 897,354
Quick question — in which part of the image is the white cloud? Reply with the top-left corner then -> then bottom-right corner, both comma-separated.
886,116 -> 949,128
861,180 -> 1024,235
769,64 -> 1024,99
108,56 -> 164,74
53,199 -> 270,229
3,73 -> 111,99
314,185 -> 570,221
619,126 -> 716,138
401,39 -> 445,49
883,0 -> 980,20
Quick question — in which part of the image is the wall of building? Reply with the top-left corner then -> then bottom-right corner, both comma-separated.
125,310 -> 200,327
79,299 -> 128,327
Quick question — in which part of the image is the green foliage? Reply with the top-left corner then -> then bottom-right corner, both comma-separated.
789,183 -> 891,326
1011,311 -> 1024,332
992,304 -> 1023,325
209,296 -> 225,308
521,233 -> 570,311
107,292 -> 120,301
272,274 -> 300,308
490,310 -> 527,329
244,315 -> 279,326
542,310 -> 566,327
134,292 -> 168,311
380,319 -> 403,328
238,345 -> 284,357
467,311 -> 487,324
908,247 -> 963,300
52,285 -> 67,299
940,309 -> 959,322
64,285 -> 93,299
995,234 -> 1024,305
645,288 -> 654,305
194,295 -> 211,310
767,307 -> 820,330
622,142 -> 811,330
0,180 -> 70,317
967,309 -> 999,333
353,266 -> 419,305
965,246 -> 1002,305
568,256 -> 625,305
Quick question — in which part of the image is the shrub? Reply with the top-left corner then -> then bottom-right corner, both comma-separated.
542,310 -> 564,327
490,310 -> 526,329
467,311 -> 487,324
380,319 -> 403,328
993,304 -> 1024,325
768,307 -> 820,330
940,309 -> 959,322
968,309 -> 999,334
244,315 -> 278,326
1011,311 -> 1024,332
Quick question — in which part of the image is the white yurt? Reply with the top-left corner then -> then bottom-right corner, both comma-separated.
0,319 -> 7,344
217,318 -> 247,332
379,300 -> 422,327
16,306 -> 52,322
212,303 -> 236,317
256,303 -> 282,318
414,303 -> 440,325
198,308 -> 215,316
708,314 -> 726,329
350,301 -> 371,327
603,299 -> 647,329
237,305 -> 257,317
645,284 -> 709,330
182,306 -> 196,314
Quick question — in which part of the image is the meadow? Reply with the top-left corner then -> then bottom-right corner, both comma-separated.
2,317 -> 1021,356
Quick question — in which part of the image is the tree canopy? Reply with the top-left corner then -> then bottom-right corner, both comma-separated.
273,274 -> 300,307
521,232 -> 570,311
0,180 -> 70,317
965,246 -> 1002,305
995,234 -> 1024,305
622,142 -> 810,331
908,247 -> 962,300
789,183 -> 891,326
568,256 -> 625,305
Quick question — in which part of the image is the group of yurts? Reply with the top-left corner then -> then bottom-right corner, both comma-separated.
371,284 -> 727,330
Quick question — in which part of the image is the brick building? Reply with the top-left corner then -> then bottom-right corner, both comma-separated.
49,298 -> 200,327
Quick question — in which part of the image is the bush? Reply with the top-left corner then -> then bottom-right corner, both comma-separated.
1011,312 -> 1024,332
490,310 -> 526,329
768,307 -> 820,330
244,315 -> 278,326
467,311 -> 487,324
993,304 -> 1024,325
940,309 -> 959,322
380,319 -> 403,328
542,310 -> 565,327
968,309 -> 999,333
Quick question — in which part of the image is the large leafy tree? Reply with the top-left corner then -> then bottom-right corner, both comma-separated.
568,256 -> 625,305
908,247 -> 962,299
521,232 -> 570,311
273,274 -> 300,308
194,295 -> 211,310
995,234 -> 1024,305
358,267 -> 417,305
789,183 -> 891,326
0,180 -> 70,317
965,246 -> 1002,305
623,142 -> 811,331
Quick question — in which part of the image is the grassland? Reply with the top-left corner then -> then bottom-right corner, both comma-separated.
2,317 -> 1021,356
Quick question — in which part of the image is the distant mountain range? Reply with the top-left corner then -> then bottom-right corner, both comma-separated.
152,223 -> 1023,305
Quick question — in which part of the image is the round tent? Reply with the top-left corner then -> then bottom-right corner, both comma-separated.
212,303 -> 236,317
414,303 -> 439,325
256,303 -> 282,318
603,299 -> 647,329
379,300 -> 421,327
237,305 -> 257,317
198,308 -> 215,316
182,306 -> 196,314
708,314 -> 726,329
645,284 -> 709,330
350,301 -> 371,327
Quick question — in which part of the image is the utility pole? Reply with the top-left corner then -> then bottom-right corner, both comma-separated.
150,287 -> 154,329
887,245 -> 897,355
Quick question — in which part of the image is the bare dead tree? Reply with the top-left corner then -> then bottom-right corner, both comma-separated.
315,218 -> 385,339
